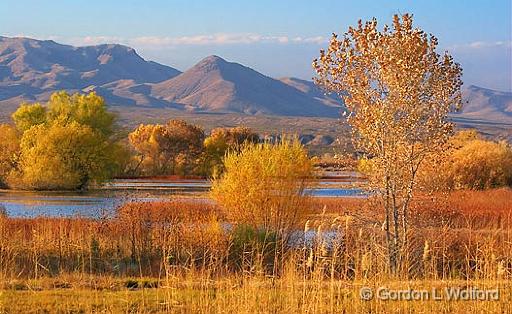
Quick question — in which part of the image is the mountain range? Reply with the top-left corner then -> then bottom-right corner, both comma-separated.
0,36 -> 510,122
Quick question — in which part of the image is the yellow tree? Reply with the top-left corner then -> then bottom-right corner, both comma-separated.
128,124 -> 166,175
9,91 -> 123,190
11,103 -> 47,132
47,91 -> 117,137
0,124 -> 20,188
202,126 -> 259,176
15,122 -> 116,190
129,120 -> 205,175
313,14 -> 463,273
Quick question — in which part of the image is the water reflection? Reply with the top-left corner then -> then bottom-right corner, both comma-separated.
0,176 -> 366,218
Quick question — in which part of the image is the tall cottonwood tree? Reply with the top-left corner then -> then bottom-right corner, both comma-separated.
313,14 -> 463,273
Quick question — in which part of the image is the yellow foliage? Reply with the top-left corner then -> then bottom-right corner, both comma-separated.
7,91 -> 122,190
11,103 -> 47,132
11,122 -> 115,190
356,157 -> 374,176
47,91 -> 117,137
418,131 -> 512,190
128,120 -> 205,175
0,124 -> 20,187
449,138 -> 512,189
211,138 -> 313,236
202,126 -> 259,176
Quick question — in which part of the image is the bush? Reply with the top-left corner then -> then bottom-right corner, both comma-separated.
417,131 -> 512,191
211,138 -> 314,239
449,139 -> 512,189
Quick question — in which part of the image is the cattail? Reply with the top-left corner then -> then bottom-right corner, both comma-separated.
422,240 -> 430,262
344,215 -> 353,230
304,220 -> 311,233
320,244 -> 328,257
332,216 -> 341,228
317,223 -> 323,238
361,251 -> 372,275
497,260 -> 506,278
306,248 -> 314,268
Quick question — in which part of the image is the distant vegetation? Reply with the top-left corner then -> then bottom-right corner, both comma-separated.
128,119 -> 206,176
417,130 -> 512,190
0,92 -> 510,193
0,91 -> 264,189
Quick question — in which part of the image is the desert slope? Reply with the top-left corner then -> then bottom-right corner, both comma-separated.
0,36 -> 181,104
151,55 -> 342,116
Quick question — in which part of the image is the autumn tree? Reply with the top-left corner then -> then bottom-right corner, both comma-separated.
14,122 -> 117,190
313,14 -> 463,273
46,91 -> 117,137
11,103 -> 47,132
202,126 -> 259,176
9,91 -> 122,190
0,124 -> 20,188
129,120 -> 205,175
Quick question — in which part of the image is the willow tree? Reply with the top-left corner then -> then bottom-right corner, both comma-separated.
313,14 -> 463,273
8,91 -> 122,190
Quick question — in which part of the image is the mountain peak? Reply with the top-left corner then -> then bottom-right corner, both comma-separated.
194,55 -> 229,70
94,43 -> 135,53
200,55 -> 226,63
151,55 -> 342,116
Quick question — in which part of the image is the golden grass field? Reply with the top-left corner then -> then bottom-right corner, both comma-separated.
0,189 -> 511,313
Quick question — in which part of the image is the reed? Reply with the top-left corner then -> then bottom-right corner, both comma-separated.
0,190 -> 511,312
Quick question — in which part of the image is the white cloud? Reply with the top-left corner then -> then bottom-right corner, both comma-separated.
131,34 -> 326,46
79,36 -> 124,45
448,40 -> 512,51
4,32 -> 328,48
52,33 -> 328,47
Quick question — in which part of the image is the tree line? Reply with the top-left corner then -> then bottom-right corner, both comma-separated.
0,91 -> 259,190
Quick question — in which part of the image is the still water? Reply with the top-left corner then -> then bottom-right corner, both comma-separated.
0,174 -> 365,218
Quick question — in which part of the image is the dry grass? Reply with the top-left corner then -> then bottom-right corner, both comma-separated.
0,190 -> 511,312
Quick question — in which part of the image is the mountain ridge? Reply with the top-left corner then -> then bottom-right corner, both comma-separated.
150,55 -> 341,116
0,36 -> 510,122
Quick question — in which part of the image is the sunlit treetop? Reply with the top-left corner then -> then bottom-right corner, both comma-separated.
313,13 -> 463,153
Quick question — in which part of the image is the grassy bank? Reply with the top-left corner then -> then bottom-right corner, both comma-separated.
1,277 -> 511,313
0,189 -> 511,312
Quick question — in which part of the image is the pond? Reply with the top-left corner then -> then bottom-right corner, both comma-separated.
0,173 -> 366,218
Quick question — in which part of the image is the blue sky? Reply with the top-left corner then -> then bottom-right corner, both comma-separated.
2,0 -> 511,91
